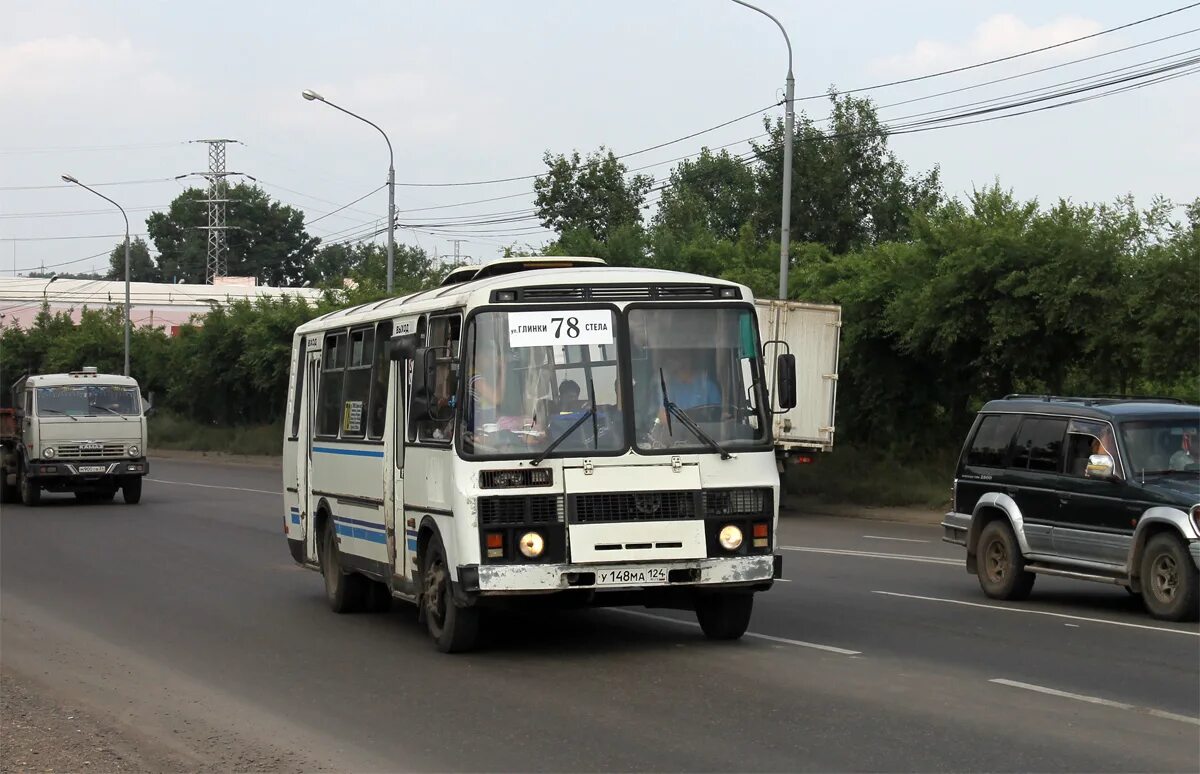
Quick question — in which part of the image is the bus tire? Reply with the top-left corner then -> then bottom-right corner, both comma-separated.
19,464 -> 40,507
695,591 -> 754,640
320,516 -> 366,613
122,477 -> 142,504
420,532 -> 480,653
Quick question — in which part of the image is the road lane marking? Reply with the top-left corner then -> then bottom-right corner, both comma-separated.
145,478 -> 282,496
782,545 -> 959,566
610,609 -> 861,655
989,679 -> 1200,726
874,591 -> 1200,637
862,535 -> 930,544
775,578 -> 792,582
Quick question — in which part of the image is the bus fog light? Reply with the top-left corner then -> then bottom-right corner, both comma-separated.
718,525 -> 743,551
518,531 -> 545,558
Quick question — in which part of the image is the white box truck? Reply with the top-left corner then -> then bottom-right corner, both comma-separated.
755,300 -> 841,463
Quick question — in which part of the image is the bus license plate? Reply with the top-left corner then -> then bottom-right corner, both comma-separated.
596,567 -> 668,586
78,465 -> 106,474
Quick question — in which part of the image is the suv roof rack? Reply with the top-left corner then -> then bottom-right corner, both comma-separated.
1001,393 -> 1188,406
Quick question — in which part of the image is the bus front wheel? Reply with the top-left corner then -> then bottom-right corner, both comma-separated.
420,532 -> 480,653
695,591 -> 754,640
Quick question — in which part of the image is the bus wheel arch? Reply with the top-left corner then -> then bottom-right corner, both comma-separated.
416,519 -> 480,653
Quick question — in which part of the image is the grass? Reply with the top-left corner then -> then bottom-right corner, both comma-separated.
148,413 -> 283,456
782,444 -> 958,509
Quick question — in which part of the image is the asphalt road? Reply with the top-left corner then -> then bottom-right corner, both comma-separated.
2,459 -> 1198,772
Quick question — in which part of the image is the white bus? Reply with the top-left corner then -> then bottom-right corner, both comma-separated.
283,257 -> 797,652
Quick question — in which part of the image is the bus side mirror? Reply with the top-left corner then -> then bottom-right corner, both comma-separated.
409,347 -> 435,418
390,334 -> 417,361
776,353 -> 797,410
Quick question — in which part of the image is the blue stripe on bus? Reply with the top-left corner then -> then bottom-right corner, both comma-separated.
312,446 -> 385,458
334,515 -> 385,530
335,523 -> 388,544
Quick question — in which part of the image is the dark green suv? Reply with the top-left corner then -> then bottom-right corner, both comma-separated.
943,396 -> 1199,621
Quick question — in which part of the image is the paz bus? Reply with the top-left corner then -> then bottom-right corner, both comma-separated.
282,257 -> 812,652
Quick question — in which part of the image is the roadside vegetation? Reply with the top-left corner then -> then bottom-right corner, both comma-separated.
2,94 -> 1195,502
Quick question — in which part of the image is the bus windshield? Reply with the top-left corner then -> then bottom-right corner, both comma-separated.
37,385 -> 141,417
461,309 -> 624,457
628,306 -> 768,453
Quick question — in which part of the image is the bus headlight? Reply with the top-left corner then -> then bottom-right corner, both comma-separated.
518,531 -> 545,558
718,525 -> 743,551
128,445 -> 140,457
43,447 -> 56,458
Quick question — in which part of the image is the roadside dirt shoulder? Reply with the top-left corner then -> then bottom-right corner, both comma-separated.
781,501 -> 944,525
1,667 -> 189,773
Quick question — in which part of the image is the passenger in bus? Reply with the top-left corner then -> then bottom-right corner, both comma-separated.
557,379 -> 584,412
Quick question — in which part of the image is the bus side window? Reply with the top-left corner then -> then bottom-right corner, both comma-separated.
289,338 -> 306,439
367,320 -> 392,440
410,314 -> 461,443
406,317 -> 428,444
341,326 -> 374,439
317,332 -> 346,437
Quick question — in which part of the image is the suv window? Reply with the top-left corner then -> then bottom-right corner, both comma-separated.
1064,419 -> 1121,478
965,414 -> 1020,468
1011,417 -> 1067,472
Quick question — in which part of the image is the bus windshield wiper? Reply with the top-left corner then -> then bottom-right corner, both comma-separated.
41,408 -> 78,421
531,376 -> 598,467
89,404 -> 128,420
659,369 -> 732,460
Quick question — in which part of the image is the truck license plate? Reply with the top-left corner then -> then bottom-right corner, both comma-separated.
78,465 -> 106,474
595,567 -> 669,586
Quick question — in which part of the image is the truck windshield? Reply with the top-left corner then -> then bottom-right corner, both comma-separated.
460,309 -> 624,458
1120,416 -> 1200,475
628,306 -> 768,453
36,386 -> 141,417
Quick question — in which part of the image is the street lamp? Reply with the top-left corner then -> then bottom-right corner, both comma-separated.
62,175 -> 131,376
301,89 -> 396,294
730,0 -> 794,300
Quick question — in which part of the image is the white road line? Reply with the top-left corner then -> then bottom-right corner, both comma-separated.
610,609 -> 861,655
990,679 -> 1200,726
874,591 -> 1200,637
775,578 -> 792,582
782,545 -> 959,566
862,535 -> 930,544
145,478 -> 282,496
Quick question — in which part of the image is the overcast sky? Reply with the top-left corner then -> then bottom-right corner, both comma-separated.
2,0 -> 1198,279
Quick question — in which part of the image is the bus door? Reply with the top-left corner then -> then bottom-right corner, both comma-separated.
300,347 -> 321,560
390,356 -> 411,590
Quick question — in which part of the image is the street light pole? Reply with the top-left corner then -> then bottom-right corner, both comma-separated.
62,175 -> 131,376
301,89 -> 396,293
729,0 -> 794,300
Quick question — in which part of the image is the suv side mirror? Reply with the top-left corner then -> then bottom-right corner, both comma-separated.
143,392 -> 156,417
1085,453 -> 1116,480
776,353 -> 797,410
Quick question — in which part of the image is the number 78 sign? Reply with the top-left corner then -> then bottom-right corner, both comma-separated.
507,310 -> 614,347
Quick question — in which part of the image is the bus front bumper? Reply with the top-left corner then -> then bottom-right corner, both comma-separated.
460,554 -> 781,595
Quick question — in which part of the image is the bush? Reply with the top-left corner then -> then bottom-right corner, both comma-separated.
149,412 -> 282,456
783,445 -> 958,508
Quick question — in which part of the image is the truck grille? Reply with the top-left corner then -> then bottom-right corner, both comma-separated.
55,443 -> 127,459
570,491 -> 700,523
479,495 -> 564,526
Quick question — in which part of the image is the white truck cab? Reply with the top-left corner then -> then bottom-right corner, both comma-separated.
2,368 -> 150,505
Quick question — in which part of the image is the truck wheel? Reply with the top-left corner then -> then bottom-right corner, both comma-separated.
1140,533 -> 1199,622
420,532 -> 480,653
976,520 -> 1035,601
319,517 -> 366,613
0,469 -> 17,504
122,477 -> 142,504
695,592 -> 754,640
19,465 -> 40,507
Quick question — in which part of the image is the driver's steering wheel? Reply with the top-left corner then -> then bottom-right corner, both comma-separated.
679,403 -> 734,423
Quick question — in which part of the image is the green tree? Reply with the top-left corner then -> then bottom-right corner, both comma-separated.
106,236 -> 160,282
653,148 -> 758,242
534,148 -> 654,241
148,184 -> 318,286
752,92 -> 941,254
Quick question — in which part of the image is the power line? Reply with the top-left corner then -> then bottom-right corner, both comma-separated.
0,233 -> 149,242
305,184 -> 388,226
0,178 -> 178,192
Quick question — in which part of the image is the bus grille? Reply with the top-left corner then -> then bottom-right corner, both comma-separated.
570,491 -> 700,523
479,495 -> 564,526
55,443 -> 127,459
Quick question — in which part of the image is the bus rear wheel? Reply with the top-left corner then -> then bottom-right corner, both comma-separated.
421,533 -> 480,653
320,517 -> 367,613
695,591 -> 754,640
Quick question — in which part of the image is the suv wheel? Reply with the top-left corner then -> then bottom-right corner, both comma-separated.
976,520 -> 1036,601
1140,533 -> 1199,622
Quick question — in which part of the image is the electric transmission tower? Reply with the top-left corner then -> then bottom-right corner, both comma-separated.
195,139 -> 237,283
